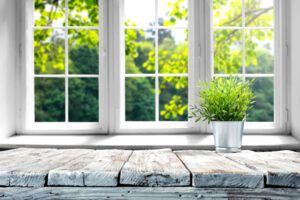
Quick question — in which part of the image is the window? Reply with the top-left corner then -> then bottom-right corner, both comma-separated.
20,0 -> 287,134
22,0 -> 107,133
210,0 -> 285,132
212,0 -> 275,121
121,0 -> 189,129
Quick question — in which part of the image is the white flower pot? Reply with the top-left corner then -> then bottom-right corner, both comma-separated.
212,121 -> 244,153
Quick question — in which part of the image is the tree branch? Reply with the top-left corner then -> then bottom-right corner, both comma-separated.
214,6 -> 273,59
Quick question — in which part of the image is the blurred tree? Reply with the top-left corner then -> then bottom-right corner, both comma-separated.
34,0 -> 274,123
34,0 -> 99,122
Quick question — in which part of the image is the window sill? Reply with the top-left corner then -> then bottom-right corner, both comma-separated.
0,134 -> 299,151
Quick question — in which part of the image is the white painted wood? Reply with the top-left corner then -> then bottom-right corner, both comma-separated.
257,150 -> 300,163
0,187 -> 299,200
222,151 -> 300,188
120,149 -> 190,186
48,149 -> 132,186
1,135 -> 299,150
10,149 -> 92,187
21,0 -> 108,134
176,150 -> 264,188
0,148 -> 56,186
4,149 -> 92,187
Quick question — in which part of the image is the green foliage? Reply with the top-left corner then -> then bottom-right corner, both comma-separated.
247,77 -> 274,121
34,0 -> 275,123
213,0 -> 274,74
190,77 -> 255,123
69,78 -> 98,122
124,0 -> 189,121
126,78 -> 155,121
34,0 -> 100,122
34,29 -> 65,74
35,78 -> 65,122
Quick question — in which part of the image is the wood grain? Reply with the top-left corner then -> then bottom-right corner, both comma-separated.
4,149 -> 92,187
48,149 -> 132,186
120,149 -> 190,186
0,187 -> 299,200
222,150 -> 300,188
0,148 -> 57,186
176,150 -> 264,188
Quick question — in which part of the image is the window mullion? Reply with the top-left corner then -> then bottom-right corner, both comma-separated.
242,0 -> 246,80
155,0 -> 159,123
65,0 -> 69,123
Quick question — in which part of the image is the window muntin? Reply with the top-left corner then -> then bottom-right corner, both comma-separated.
212,0 -> 275,122
33,0 -> 100,123
123,0 -> 189,123
24,0 -> 285,134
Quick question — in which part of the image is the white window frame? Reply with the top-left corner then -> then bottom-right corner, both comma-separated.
17,0 -> 288,135
110,0 -> 204,134
18,0 -> 109,134
204,0 -> 288,134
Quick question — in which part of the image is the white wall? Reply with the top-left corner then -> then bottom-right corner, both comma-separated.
0,0 -> 17,138
0,1 -> 299,140
290,0 -> 300,140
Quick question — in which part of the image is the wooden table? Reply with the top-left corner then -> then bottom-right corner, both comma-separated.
0,148 -> 299,199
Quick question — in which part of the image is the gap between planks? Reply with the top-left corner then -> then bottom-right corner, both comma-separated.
0,148 -> 300,188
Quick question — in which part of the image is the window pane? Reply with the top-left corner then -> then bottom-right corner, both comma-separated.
247,77 -> 274,122
124,0 -> 155,27
34,29 -> 65,74
69,29 -> 99,74
68,0 -> 99,26
69,78 -> 99,122
34,0 -> 65,27
246,30 -> 274,74
125,29 -> 155,74
214,29 -> 243,74
245,0 -> 274,27
158,29 -> 188,74
126,77 -> 155,121
213,0 -> 242,27
35,78 -> 65,122
159,76 -> 188,121
158,0 -> 188,27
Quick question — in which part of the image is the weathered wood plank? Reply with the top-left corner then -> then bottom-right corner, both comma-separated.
222,150 -> 300,188
48,149 -> 132,186
0,148 -> 58,186
120,149 -> 190,186
10,149 -> 92,187
176,150 -> 264,188
257,150 -> 300,164
0,149 -> 92,187
0,187 -> 299,200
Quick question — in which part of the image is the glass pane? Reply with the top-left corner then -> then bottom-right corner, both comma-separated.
124,0 -> 155,27
158,29 -> 188,74
69,78 -> 99,122
246,30 -> 274,73
35,78 -> 65,122
34,29 -> 65,74
159,76 -> 188,121
213,0 -> 242,27
247,77 -> 274,122
125,77 -> 155,121
245,0 -> 274,27
69,29 -> 99,74
68,0 -> 99,26
214,29 -> 243,74
158,0 -> 188,27
125,29 -> 155,74
34,0 -> 65,27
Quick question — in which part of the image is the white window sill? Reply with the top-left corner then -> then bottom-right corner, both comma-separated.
0,134 -> 299,151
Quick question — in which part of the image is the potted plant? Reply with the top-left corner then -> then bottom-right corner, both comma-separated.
190,76 -> 255,153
